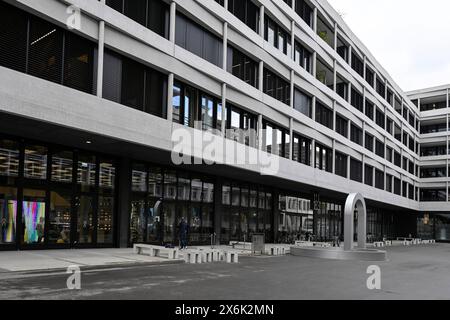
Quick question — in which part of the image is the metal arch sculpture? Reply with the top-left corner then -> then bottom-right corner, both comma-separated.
344,193 -> 367,251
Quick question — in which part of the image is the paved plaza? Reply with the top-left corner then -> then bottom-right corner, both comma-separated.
0,244 -> 449,300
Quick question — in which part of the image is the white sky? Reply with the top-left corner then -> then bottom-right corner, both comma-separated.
327,0 -> 450,92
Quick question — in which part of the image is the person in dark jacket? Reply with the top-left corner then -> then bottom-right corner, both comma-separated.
179,217 -> 189,250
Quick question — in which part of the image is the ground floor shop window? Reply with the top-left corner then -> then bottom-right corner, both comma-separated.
0,187 -> 17,244
129,164 -> 215,246
278,194 -> 313,243
314,201 -> 342,242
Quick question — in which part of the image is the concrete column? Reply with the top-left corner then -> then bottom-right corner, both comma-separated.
347,81 -> 352,103
313,7 -> 318,33
291,21 -> 295,60
346,153 -> 350,179
332,139 -> 336,174
362,121 -> 366,148
312,51 -> 317,77
259,61 -> 264,91
167,73 -> 174,123
223,0 -> 228,9
289,118 -> 294,160
222,22 -> 228,70
333,23 -> 337,51
348,46 -> 353,66
373,72 -> 377,90
96,20 -> 105,97
362,154 -> 366,182
363,87 -> 366,114
257,114 -> 263,150
311,96 -> 316,121
447,88 -> 449,108
332,100 -> 337,131
117,158 -> 131,248
169,2 -> 176,43
290,70 -> 295,108
221,83 -> 227,136
311,139 -> 316,167
363,56 -> 367,79
259,5 -> 265,37
333,59 -> 337,92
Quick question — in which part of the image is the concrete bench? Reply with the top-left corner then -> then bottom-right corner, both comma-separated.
133,244 -> 179,260
198,249 -> 223,263
224,251 -> 239,263
373,242 -> 385,248
384,240 -> 392,246
267,246 -> 287,256
403,240 -> 412,246
183,250 -> 202,264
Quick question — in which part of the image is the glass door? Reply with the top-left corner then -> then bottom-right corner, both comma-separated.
21,189 -> 46,246
75,194 -> 95,245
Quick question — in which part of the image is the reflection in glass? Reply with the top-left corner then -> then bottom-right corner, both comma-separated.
22,189 -> 46,244
190,204 -> 201,242
97,196 -> 114,244
132,164 -> 147,192
51,151 -> 73,183
77,195 -> 94,244
191,179 -> 202,202
163,202 -> 176,242
0,187 -> 17,244
130,197 -> 146,243
78,155 -> 96,187
164,171 -> 177,200
0,139 -> 19,177
149,166 -> 163,197
49,191 -> 71,244
24,145 -> 47,180
99,161 -> 115,189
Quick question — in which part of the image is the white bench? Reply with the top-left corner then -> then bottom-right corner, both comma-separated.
224,251 -> 239,263
267,246 -> 287,256
373,242 -> 385,248
183,250 -> 202,264
133,244 -> 179,259
403,240 -> 412,246
384,240 -> 392,246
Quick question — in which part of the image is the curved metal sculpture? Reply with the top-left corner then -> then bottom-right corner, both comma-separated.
344,193 -> 367,251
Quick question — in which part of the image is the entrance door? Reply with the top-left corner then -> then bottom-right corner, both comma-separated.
74,194 -> 95,245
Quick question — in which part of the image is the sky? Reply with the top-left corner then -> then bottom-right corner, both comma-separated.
327,0 -> 450,92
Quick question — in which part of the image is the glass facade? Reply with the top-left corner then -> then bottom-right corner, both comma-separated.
278,194 -> 313,243
0,135 -> 116,249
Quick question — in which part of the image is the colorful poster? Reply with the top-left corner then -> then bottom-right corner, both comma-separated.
1,200 -> 17,243
23,201 -> 46,244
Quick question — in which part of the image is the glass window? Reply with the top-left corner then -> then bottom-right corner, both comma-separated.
51,151 -> 73,183
76,195 -> 94,244
24,145 -> 48,180
202,182 -> 214,204
99,160 -> 116,190
0,186 -> 17,244
164,171 -> 177,200
97,196 -> 114,244
191,178 -> 203,202
148,167 -> 163,198
0,139 -> 20,177
132,163 -> 147,193
201,95 -> 215,131
222,184 -> 231,205
232,186 -> 240,207
22,189 -> 46,245
77,154 -> 96,187
49,190 -> 71,244
178,175 -> 191,201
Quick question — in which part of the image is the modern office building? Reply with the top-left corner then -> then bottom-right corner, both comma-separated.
407,85 -> 450,241
0,0 -> 447,250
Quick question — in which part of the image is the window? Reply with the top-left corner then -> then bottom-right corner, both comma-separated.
394,178 -> 401,195
226,103 -> 258,147
365,67 -> 374,87
336,77 -> 348,101
386,174 -> 393,192
295,0 -> 313,28
228,0 -> 260,33
335,152 -> 348,178
420,189 -> 446,202
294,89 -> 312,117
350,159 -> 362,183
227,46 -> 259,88
394,151 -> 401,167
264,15 -> 291,56
263,68 -> 290,105
294,41 -> 312,73
376,78 -> 385,98
263,121 -> 290,159
375,108 -> 385,129
365,100 -> 374,120
364,164 -> 373,186
375,139 -> 384,158
351,88 -> 363,112
316,102 -> 333,129
176,13 -> 223,67
350,124 -> 363,146
106,0 -> 169,38
386,118 -> 393,135
351,52 -> 364,77
0,2 -> 97,95
103,49 -> 167,118
0,139 -> 20,178
315,144 -> 332,173
375,169 -> 384,190
365,134 -> 374,152
386,147 -> 393,163
336,115 -> 348,138
292,134 -> 311,166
